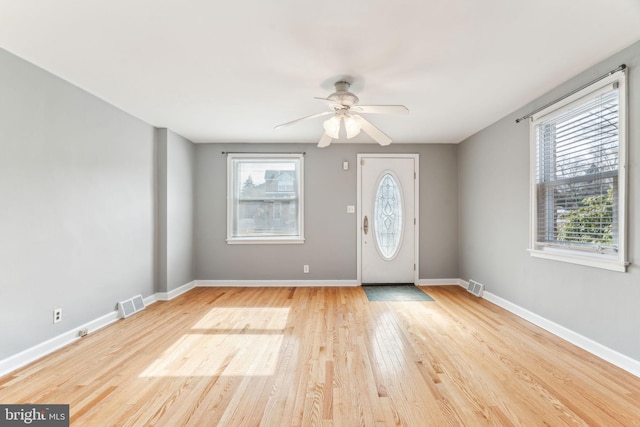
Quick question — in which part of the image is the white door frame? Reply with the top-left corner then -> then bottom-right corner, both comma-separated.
356,153 -> 419,285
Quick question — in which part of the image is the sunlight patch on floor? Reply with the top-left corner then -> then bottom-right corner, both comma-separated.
139,333 -> 284,377
139,307 -> 290,378
192,307 -> 290,331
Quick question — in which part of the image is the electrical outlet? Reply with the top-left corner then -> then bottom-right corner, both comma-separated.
303,265 -> 309,274
53,308 -> 62,324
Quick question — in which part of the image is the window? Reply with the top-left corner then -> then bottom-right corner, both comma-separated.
530,70 -> 627,271
227,153 -> 304,244
374,173 -> 403,260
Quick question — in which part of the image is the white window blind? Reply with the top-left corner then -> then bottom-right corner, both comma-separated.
530,70 -> 627,271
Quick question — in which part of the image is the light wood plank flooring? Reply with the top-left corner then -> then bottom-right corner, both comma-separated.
1,286 -> 639,426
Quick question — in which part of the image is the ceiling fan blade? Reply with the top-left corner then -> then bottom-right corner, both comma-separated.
317,132 -> 332,148
314,97 -> 343,110
351,105 -> 409,115
358,116 -> 392,146
275,111 -> 333,129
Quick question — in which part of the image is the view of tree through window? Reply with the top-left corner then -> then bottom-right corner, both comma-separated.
557,190 -> 614,245
534,85 -> 619,252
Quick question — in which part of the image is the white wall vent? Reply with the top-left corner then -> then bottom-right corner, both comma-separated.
118,295 -> 146,318
467,280 -> 484,297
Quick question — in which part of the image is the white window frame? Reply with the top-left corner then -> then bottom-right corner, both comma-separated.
529,70 -> 628,272
227,153 -> 304,244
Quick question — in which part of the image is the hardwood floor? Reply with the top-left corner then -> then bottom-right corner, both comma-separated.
1,285 -> 639,426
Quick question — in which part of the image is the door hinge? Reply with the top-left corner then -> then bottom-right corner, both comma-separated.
414,172 -> 416,179
414,263 -> 416,271
361,159 -> 365,165
414,218 -> 416,225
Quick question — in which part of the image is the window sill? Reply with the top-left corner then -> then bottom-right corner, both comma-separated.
529,248 -> 628,272
226,237 -> 305,245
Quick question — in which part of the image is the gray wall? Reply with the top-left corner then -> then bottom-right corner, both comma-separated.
195,143 -> 458,281
157,129 -> 196,293
0,48 -> 157,359
458,40 -> 640,361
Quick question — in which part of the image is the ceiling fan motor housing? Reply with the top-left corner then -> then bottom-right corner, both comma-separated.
328,81 -> 359,107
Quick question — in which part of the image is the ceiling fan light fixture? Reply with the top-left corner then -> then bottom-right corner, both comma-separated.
344,114 -> 362,139
275,79 -> 409,146
323,115 -> 342,139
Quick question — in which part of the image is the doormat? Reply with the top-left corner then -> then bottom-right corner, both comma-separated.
362,284 -> 434,302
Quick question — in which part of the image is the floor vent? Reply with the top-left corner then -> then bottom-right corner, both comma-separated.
118,295 -> 146,318
467,280 -> 484,297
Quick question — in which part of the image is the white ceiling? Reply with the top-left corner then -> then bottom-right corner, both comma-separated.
1,1 -> 639,144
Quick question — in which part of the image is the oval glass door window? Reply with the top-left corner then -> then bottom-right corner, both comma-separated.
374,173 -> 403,260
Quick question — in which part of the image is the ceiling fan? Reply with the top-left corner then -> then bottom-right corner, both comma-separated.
275,80 -> 409,147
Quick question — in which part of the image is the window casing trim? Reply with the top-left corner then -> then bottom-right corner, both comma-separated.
528,70 -> 628,272
226,153 -> 304,244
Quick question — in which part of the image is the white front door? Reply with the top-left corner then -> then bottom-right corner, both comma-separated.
358,154 -> 418,284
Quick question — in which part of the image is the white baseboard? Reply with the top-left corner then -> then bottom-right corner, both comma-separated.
418,278 -> 467,287
0,310 -> 119,378
156,281 -> 196,301
195,279 -> 359,287
407,278 -> 639,378
483,291 -> 640,378
144,294 -> 158,306
0,283 -> 189,378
